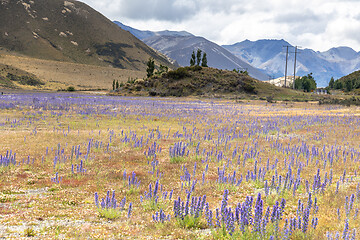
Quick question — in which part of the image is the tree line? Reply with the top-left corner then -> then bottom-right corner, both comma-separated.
190,49 -> 207,67
327,73 -> 360,92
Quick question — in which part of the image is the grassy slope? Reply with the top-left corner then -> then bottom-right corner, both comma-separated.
335,70 -> 360,94
0,0 -> 172,71
118,66 -> 320,101
0,52 -> 145,91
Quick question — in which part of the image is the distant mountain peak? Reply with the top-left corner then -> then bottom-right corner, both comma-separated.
114,21 -> 193,40
223,39 -> 360,87
114,21 -> 269,81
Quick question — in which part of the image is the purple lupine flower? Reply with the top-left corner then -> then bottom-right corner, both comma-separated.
94,192 -> 99,208
343,219 -> 349,240
351,229 -> 356,240
127,203 -> 132,218
169,189 -> 173,200
215,208 -> 221,228
312,217 -> 318,229
302,207 -> 310,233
354,209 -> 358,220
254,193 -> 263,232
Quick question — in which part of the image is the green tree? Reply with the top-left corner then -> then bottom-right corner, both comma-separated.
116,80 -> 119,89
190,51 -> 196,66
295,73 -> 317,92
146,58 -> 155,78
329,77 -> 335,89
345,79 -> 353,91
334,80 -> 343,89
196,49 -> 202,66
201,52 -> 208,67
112,80 -> 115,90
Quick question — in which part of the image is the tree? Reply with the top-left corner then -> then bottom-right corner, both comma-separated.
112,80 -> 115,90
345,79 -> 353,92
146,58 -> 155,78
190,51 -> 196,66
196,49 -> 202,66
329,77 -> 335,89
201,52 -> 208,67
295,73 -> 317,92
334,80 -> 343,89
116,80 -> 119,89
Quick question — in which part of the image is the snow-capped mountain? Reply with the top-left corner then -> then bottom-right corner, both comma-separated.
114,22 -> 360,87
223,40 -> 360,87
114,22 -> 269,81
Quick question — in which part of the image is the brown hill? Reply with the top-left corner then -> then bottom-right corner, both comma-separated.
117,66 -> 312,100
0,0 -> 172,70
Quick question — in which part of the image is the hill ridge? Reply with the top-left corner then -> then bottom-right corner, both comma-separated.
0,0 -> 173,71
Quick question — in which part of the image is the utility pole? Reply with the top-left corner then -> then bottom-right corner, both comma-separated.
284,46 -> 289,87
293,46 -> 300,89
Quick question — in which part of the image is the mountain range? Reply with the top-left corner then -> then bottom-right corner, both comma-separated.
0,0 -> 172,71
115,22 -> 269,81
116,22 -> 360,87
223,40 -> 360,87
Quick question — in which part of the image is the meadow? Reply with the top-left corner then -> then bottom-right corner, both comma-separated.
0,93 -> 359,239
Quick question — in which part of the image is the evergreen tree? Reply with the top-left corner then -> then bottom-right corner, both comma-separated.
201,52 -> 208,67
345,79 -> 353,91
146,58 -> 155,78
190,51 -> 196,66
116,80 -> 119,89
295,73 -> 317,92
329,77 -> 335,89
334,80 -> 343,89
196,49 -> 202,66
112,80 -> 115,90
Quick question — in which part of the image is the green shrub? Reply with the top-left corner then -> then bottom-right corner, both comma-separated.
170,156 -> 185,163
67,86 -> 75,92
176,215 -> 206,229
24,227 -> 36,237
98,208 -> 123,220
166,67 -> 190,80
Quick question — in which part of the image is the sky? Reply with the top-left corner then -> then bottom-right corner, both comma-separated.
79,0 -> 360,52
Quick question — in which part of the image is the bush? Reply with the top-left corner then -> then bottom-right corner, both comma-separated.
166,68 -> 190,80
242,82 -> 256,93
67,86 -> 75,92
318,97 -> 360,106
266,95 -> 274,103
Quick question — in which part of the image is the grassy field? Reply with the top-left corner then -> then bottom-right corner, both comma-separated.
0,93 -> 360,239
0,52 -> 145,91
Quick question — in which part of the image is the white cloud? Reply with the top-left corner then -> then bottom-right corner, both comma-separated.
79,0 -> 360,51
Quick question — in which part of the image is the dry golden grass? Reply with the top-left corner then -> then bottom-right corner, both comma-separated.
0,53 -> 145,90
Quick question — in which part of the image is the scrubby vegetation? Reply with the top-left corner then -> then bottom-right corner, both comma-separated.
0,63 -> 44,88
122,66 -> 259,97
6,73 -> 44,86
327,70 -> 360,93
319,96 -> 360,106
